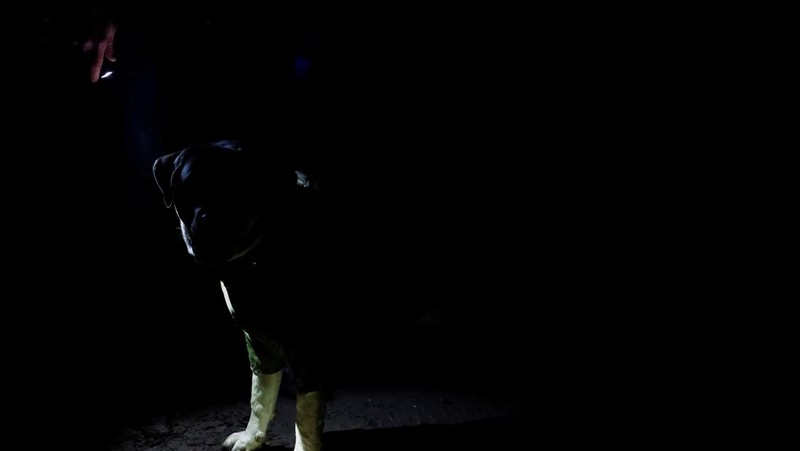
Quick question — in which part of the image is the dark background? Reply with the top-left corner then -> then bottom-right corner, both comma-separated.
23,4 -> 650,449
20,6 -> 799,451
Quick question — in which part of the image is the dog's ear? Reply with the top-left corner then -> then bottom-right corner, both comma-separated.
152,150 -> 184,208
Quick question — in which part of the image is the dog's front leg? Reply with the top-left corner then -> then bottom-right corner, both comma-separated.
294,391 -> 326,451
222,370 -> 283,451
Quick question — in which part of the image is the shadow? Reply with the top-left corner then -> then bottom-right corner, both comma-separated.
329,414 -> 558,451
262,413 -> 558,451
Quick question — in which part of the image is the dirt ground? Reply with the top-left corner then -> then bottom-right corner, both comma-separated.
109,381 -> 547,450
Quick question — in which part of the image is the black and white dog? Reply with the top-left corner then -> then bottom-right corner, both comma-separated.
153,141 -> 431,451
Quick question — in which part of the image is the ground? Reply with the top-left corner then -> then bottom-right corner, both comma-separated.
103,279 -> 561,450
109,381 -> 547,450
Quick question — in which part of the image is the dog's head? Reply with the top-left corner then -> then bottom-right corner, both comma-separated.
153,141 -> 274,266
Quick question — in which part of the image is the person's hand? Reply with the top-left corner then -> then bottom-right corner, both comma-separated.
82,17 -> 117,83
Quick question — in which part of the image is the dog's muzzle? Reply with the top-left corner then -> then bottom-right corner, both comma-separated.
180,214 -> 263,266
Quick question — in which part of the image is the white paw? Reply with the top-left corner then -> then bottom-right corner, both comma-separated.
222,430 -> 266,451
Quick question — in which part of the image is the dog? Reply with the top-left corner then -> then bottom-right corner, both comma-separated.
153,140 -> 433,451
